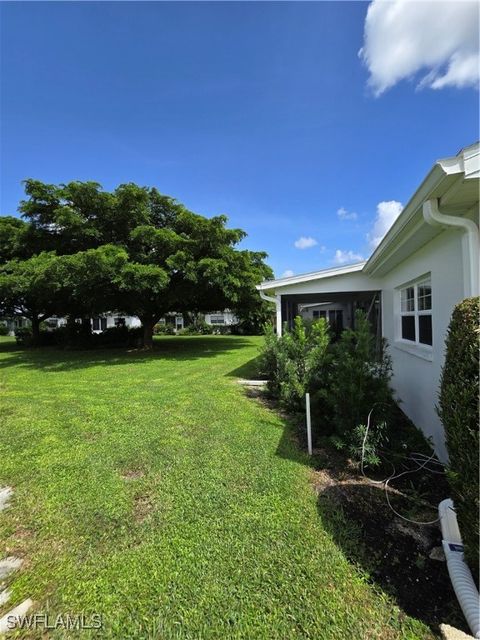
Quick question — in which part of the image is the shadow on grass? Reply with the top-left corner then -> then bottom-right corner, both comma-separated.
256,389 -> 466,635
0,336 -> 254,372
226,355 -> 265,380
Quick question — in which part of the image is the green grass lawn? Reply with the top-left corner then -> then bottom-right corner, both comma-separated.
0,335 -> 433,639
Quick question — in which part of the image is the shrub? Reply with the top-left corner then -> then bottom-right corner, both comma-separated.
177,327 -> 194,336
0,324 -> 8,336
153,323 -> 175,335
195,320 -> 214,335
260,316 -> 331,415
326,310 -> 393,448
15,327 -> 33,346
347,421 -> 387,468
438,297 -> 479,572
260,311 -> 394,451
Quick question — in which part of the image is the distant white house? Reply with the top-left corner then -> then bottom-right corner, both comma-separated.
257,143 -> 479,460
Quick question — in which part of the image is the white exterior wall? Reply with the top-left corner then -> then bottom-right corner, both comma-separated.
380,228 -> 465,461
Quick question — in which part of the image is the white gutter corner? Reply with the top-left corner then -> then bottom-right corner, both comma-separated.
259,290 -> 282,336
423,198 -> 479,297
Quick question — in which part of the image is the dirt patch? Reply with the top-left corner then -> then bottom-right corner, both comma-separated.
312,448 -> 468,634
133,493 -> 154,523
121,469 -> 145,481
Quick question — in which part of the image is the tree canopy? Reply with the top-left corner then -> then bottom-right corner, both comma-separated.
0,180 -> 273,347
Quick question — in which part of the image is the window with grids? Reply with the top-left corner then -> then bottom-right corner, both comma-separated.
210,314 -> 225,325
399,278 -> 432,346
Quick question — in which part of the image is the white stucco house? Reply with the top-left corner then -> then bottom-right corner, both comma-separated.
257,143 -> 479,460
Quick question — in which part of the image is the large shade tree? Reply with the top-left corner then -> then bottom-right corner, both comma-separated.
1,179 -> 273,347
0,253 -> 59,343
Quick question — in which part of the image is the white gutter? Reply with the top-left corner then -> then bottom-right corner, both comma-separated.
259,290 -> 282,336
438,499 -> 480,638
423,198 -> 479,297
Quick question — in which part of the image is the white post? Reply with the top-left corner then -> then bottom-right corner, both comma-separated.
306,392 -> 312,456
275,296 -> 282,337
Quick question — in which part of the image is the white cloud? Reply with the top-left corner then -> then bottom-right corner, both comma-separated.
333,250 -> 364,265
337,206 -> 358,221
294,236 -> 318,249
367,200 -> 403,249
360,0 -> 479,96
282,269 -> 294,278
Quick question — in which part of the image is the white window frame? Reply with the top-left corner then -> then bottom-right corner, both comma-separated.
396,275 -> 433,352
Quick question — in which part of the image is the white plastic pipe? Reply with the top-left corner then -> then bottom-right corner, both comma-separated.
423,199 -> 479,297
306,393 -> 312,456
438,499 -> 480,638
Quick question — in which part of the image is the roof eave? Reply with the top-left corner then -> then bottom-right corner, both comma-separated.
363,162 -> 452,275
256,262 -> 366,292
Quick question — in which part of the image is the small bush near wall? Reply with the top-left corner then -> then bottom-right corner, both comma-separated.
327,310 -> 393,451
260,311 -> 395,463
438,296 -> 479,573
0,324 -> 8,336
260,316 -> 331,416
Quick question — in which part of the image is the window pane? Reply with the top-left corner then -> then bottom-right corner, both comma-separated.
419,315 -> 432,345
401,287 -> 415,312
401,316 -> 416,341
418,283 -> 432,311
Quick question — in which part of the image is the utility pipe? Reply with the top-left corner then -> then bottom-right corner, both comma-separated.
438,499 -> 480,638
259,290 -> 282,336
423,199 -> 479,297
305,393 -> 313,456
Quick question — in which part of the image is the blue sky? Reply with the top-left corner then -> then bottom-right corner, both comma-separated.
1,1 -> 478,277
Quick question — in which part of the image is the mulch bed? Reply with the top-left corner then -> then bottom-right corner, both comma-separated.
311,446 -> 469,635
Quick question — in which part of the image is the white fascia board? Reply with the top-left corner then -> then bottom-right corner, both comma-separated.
365,144 -> 478,276
364,168 -> 457,275
256,262 -> 366,292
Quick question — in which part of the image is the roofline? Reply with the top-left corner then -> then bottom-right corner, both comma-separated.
257,142 -> 477,291
256,262 -> 366,291
364,149 -> 470,274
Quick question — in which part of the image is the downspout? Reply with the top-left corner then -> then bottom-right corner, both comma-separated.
423,198 -> 479,297
259,290 -> 282,337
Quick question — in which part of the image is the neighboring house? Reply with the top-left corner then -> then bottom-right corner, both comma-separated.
257,143 -> 479,460
44,315 -> 142,333
0,316 -> 29,335
204,310 -> 238,327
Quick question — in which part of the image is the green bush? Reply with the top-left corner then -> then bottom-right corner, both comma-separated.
153,323 -> 175,335
261,312 -> 398,460
0,324 -> 8,336
326,310 -> 393,451
15,327 -> 33,346
438,297 -> 479,572
260,316 -> 331,415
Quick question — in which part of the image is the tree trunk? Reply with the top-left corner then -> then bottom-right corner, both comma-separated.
81,316 -> 92,336
31,316 -> 40,346
141,318 -> 155,349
